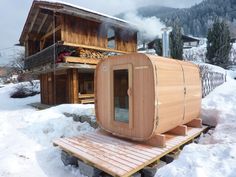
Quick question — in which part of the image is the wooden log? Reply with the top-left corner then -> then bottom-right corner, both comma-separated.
185,118 -> 202,128
63,42 -> 130,54
64,56 -> 99,65
144,134 -> 166,148
167,125 -> 187,136
80,99 -> 95,104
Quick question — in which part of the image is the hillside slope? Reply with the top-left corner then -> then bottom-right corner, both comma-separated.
119,0 -> 236,37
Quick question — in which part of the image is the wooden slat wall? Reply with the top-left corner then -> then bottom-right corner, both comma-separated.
56,74 -> 67,104
62,15 -> 106,48
40,73 -> 47,104
48,72 -> 54,104
40,72 -> 55,105
61,15 -> 137,52
40,69 -> 81,105
116,29 -> 137,52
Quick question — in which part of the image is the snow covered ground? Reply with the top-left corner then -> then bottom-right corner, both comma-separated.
0,82 -> 94,177
0,75 -> 236,177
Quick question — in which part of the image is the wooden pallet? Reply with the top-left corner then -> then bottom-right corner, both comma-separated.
53,126 -> 206,177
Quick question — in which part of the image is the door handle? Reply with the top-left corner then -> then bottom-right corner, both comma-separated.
127,88 -> 132,96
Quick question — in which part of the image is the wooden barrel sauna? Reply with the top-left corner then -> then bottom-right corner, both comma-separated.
95,53 -> 201,141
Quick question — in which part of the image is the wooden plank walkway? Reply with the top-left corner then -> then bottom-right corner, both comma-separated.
53,126 -> 206,177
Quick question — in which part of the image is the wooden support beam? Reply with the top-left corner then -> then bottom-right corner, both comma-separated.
27,32 -> 41,40
80,99 -> 95,104
48,72 -> 55,105
61,16 -> 65,41
64,56 -> 100,65
67,69 -> 79,104
167,125 -> 187,136
40,38 -> 46,50
40,25 -> 61,50
41,25 -> 61,41
144,134 -> 166,148
47,23 -> 53,33
37,14 -> 49,34
29,9 -> 40,33
79,94 -> 95,99
63,42 -> 131,54
185,118 -> 202,128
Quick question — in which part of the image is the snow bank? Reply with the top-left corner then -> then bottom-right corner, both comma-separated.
155,79 -> 236,177
21,105 -> 94,146
227,70 -> 236,79
0,81 -> 40,110
0,82 -> 94,177
156,143 -> 236,177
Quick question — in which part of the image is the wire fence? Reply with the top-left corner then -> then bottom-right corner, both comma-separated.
198,65 -> 226,98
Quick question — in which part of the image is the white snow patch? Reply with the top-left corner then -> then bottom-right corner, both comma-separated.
0,82 -> 94,177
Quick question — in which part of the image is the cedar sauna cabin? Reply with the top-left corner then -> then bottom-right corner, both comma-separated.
20,0 -> 137,105
95,53 -> 202,142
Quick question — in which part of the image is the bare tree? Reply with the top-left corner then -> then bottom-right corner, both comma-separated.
7,51 -> 38,83
9,51 -> 25,74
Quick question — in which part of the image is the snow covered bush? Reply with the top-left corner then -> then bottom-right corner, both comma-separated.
10,80 -> 40,98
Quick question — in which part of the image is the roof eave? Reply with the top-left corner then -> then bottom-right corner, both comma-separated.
19,1 -> 138,45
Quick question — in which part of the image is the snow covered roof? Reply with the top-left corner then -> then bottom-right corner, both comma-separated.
19,0 -> 137,44
37,0 -> 132,25
182,35 -> 200,42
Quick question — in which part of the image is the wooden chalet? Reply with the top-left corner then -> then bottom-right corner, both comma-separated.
20,0 -> 137,105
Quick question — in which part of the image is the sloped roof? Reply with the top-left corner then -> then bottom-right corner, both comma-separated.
19,0 -> 137,45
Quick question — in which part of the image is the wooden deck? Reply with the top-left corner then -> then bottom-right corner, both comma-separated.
53,126 -> 206,177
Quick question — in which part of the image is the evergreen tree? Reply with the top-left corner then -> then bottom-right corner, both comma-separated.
206,20 -> 232,67
153,38 -> 162,56
169,23 -> 183,60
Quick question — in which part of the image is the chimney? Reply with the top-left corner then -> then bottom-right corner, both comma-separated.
161,27 -> 172,57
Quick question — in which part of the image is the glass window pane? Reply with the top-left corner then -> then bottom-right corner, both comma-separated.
107,28 -> 115,49
114,69 -> 129,123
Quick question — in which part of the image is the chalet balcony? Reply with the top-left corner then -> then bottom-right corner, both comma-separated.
24,42 -> 130,73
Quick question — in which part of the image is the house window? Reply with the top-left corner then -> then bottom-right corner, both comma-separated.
107,28 -> 115,49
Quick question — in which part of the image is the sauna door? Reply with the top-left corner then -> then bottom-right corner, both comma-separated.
111,64 -> 133,128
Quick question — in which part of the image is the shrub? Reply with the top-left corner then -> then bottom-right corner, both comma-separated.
10,81 -> 40,98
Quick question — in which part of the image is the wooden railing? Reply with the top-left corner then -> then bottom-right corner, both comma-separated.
24,42 -> 130,70
24,43 -> 76,70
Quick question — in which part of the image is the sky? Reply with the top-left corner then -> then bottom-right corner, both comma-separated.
0,0 -> 203,65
